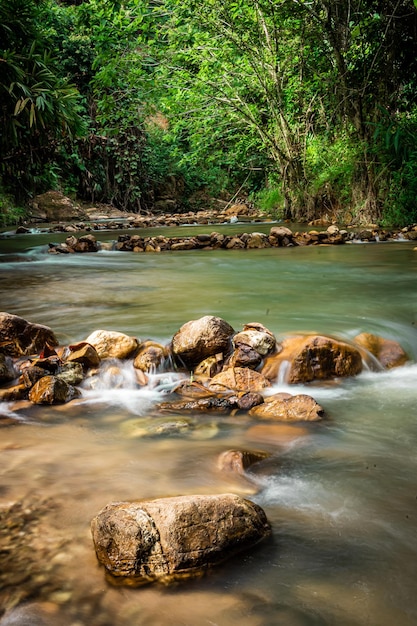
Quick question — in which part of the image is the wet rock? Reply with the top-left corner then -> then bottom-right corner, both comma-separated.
171,380 -> 215,398
234,327 -> 276,356
84,329 -> 139,360
245,232 -> 270,249
28,375 -> 79,404
0,312 -> 58,357
56,361 -> 84,386
262,334 -> 363,383
249,393 -> 324,422
171,316 -> 235,370
91,494 -> 271,585
73,234 -> 99,253
193,353 -> 224,379
269,226 -> 295,246
21,365 -> 48,388
352,332 -> 409,369
229,343 -> 263,369
133,341 -> 167,373
158,395 -> 237,414
0,383 -> 27,402
217,449 -> 271,475
235,391 -> 264,411
230,327 -> 277,369
0,354 -> 17,383
208,367 -> 270,393
65,342 -> 100,369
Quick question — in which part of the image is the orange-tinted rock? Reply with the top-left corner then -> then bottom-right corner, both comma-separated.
249,393 -> 324,422
66,342 -> 100,368
353,332 -> 409,369
209,367 -> 271,393
262,335 -> 362,383
28,375 -> 79,404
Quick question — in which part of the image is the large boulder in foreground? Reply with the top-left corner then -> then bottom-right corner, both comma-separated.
262,335 -> 363,383
91,494 -> 271,586
0,312 -> 58,357
171,316 -> 235,369
84,329 -> 140,360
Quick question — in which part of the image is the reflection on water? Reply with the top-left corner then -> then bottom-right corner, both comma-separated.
0,231 -> 417,625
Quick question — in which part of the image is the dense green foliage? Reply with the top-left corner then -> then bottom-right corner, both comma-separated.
1,0 -> 417,225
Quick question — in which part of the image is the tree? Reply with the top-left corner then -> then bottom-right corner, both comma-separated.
0,0 -> 85,201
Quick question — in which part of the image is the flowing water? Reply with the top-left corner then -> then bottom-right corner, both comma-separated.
0,226 -> 417,626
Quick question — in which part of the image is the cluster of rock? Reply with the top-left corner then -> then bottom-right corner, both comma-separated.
46,222 -> 417,255
0,312 -> 410,585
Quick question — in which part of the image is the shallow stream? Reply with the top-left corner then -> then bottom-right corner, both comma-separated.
0,227 -> 416,626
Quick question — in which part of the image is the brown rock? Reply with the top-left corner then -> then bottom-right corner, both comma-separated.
91,494 -> 271,585
158,395 -> 237,414
224,203 -> 250,216
245,233 -> 270,249
31,190 -> 85,222
193,353 -> 224,379
217,449 -> 271,475
66,342 -> 100,368
133,341 -> 167,373
0,312 -> 58,357
352,332 -> 409,369
21,365 -> 48,388
229,343 -> 263,369
56,361 -> 84,386
0,353 -> 17,383
84,329 -> 139,360
209,367 -> 270,393
0,383 -> 28,402
262,334 -> 363,383
249,393 -> 324,422
171,380 -> 215,398
171,316 -> 235,370
28,375 -> 79,404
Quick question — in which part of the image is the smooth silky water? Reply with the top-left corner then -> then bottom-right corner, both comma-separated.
0,228 -> 416,626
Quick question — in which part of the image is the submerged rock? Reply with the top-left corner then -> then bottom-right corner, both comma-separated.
217,449 -> 271,475
91,494 -> 271,586
0,312 -> 58,357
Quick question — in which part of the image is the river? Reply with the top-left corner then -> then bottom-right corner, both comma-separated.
0,225 -> 416,626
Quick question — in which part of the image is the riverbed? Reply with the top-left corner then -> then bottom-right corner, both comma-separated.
0,227 -> 416,626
